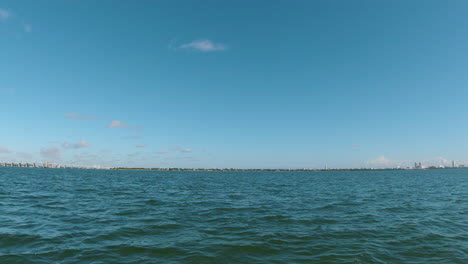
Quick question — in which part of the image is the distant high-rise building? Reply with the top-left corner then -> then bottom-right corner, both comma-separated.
452,160 -> 455,168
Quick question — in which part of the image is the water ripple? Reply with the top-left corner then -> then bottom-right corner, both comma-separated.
0,168 -> 467,263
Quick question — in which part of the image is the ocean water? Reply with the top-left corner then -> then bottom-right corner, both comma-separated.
0,168 -> 467,263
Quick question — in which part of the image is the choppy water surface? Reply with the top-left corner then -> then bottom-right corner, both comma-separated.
0,168 -> 467,263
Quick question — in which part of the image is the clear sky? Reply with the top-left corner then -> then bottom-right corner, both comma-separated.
1,0 -> 468,169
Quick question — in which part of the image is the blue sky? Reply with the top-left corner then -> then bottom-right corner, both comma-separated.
1,0 -> 468,168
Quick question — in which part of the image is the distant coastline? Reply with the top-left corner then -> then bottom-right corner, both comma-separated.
1,162 -> 466,171
111,167 -> 466,172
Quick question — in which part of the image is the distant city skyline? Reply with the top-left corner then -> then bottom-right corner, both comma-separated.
0,159 -> 465,171
2,0 -> 468,169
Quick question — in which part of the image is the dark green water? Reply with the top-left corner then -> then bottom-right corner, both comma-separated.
0,168 -> 467,263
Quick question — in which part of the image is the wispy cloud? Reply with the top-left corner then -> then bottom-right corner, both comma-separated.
363,155 -> 462,169
1,89 -> 14,95
170,146 -> 193,153
423,156 -> 452,167
127,152 -> 143,158
366,155 -> 393,168
173,39 -> 228,52
135,144 -> 145,148
40,147 -> 60,161
0,9 -> 33,35
107,120 -> 138,129
0,8 -> 11,21
0,146 -> 12,153
156,151 -> 168,155
23,23 -> 31,33
430,156 -> 450,165
62,140 -> 90,149
107,120 -> 126,128
66,112 -> 94,121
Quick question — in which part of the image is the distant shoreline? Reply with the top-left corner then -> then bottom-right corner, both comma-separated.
111,167 -> 466,172
2,164 -> 466,172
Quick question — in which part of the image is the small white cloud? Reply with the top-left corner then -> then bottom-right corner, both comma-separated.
422,156 -> 452,167
107,120 -> 126,128
135,144 -> 145,148
62,140 -> 90,149
367,155 -> 392,168
0,8 -> 11,21
107,120 -> 138,129
40,147 -> 60,161
181,148 -> 192,153
171,146 -> 182,151
430,156 -> 450,165
0,146 -> 12,153
175,39 -> 228,52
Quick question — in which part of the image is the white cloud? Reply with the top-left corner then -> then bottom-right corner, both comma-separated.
0,8 -> 11,21
135,144 -> 145,148
367,155 -> 393,168
62,140 -> 90,149
362,156 -> 463,169
170,146 -> 192,153
107,120 -> 137,129
0,9 -> 32,34
0,146 -> 12,153
175,39 -> 228,52
428,156 -> 451,166
107,120 -> 126,128
419,156 -> 455,167
40,147 -> 60,161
